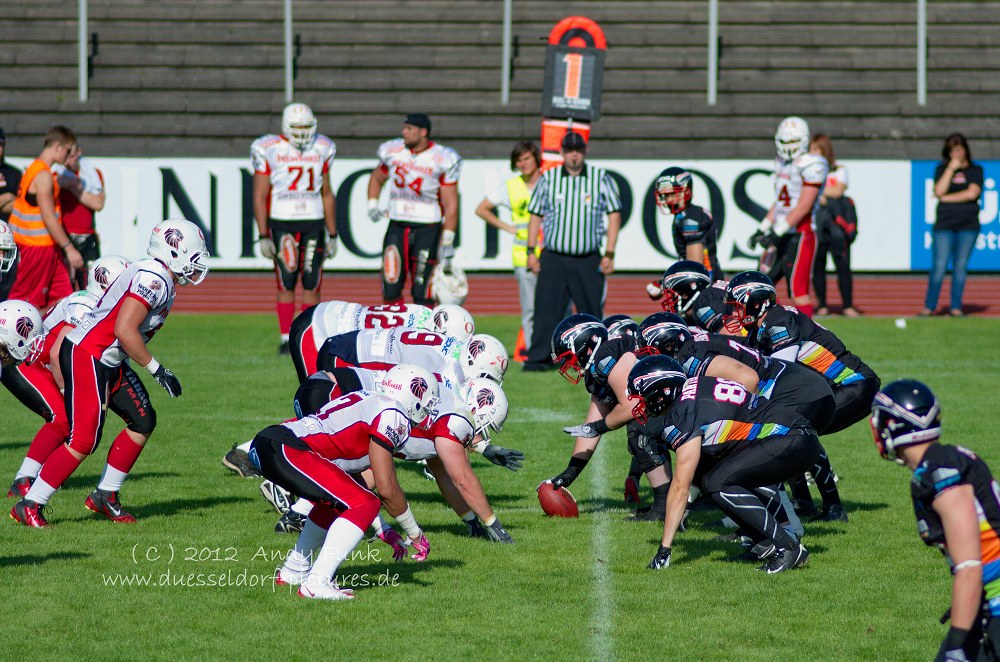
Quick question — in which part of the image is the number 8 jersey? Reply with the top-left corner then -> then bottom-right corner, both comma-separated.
376,138 -> 462,224
251,133 -> 336,221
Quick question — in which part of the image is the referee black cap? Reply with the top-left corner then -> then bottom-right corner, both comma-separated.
561,131 -> 587,151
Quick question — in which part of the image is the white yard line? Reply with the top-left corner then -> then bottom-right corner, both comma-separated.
589,444 -> 614,661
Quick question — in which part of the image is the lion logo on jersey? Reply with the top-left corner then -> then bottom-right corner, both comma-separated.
15,316 -> 34,340
409,376 -> 429,400
476,387 -> 495,409
467,339 -> 487,358
163,227 -> 184,249
93,266 -> 111,288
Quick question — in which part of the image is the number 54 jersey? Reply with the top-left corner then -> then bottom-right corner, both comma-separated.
376,138 -> 462,224
657,376 -> 812,458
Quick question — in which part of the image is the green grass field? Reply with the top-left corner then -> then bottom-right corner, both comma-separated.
1,313 -> 998,660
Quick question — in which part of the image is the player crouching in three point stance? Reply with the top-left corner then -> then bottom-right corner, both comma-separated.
252,364 -> 438,601
628,355 -> 820,574
873,380 -> 1000,661
11,219 -> 209,528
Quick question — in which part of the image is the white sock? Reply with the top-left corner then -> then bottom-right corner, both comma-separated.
237,440 -> 253,453
15,458 -> 43,480
97,465 -> 129,493
779,488 -> 805,537
281,333 -> 290,342
307,519 -> 365,584
283,519 -> 326,574
291,499 -> 314,516
24,478 -> 58,505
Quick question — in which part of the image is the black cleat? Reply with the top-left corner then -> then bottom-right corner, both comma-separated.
727,540 -> 776,563
222,445 -> 261,478
810,504 -> 849,523
759,543 -> 810,574
275,511 -> 306,534
278,340 -> 291,355
627,506 -> 665,522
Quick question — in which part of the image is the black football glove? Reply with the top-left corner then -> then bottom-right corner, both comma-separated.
485,519 -> 515,544
153,365 -> 182,397
466,518 -> 488,539
550,470 -> 576,489
748,229 -> 778,250
648,545 -> 672,571
482,445 -> 525,472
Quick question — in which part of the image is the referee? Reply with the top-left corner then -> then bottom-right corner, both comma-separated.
523,131 -> 622,371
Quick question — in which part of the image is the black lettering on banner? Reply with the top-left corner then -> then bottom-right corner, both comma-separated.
640,168 -> 724,258
605,170 -> 632,230
241,169 -> 256,258
731,168 -> 771,260
159,169 -> 216,254
335,169 -> 380,259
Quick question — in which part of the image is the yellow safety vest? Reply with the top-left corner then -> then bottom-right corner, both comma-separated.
507,176 -> 539,267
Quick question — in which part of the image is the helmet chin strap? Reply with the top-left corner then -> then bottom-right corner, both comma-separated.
583,337 -> 603,372
679,288 -> 703,314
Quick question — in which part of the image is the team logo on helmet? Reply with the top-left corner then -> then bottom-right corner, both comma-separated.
410,376 -> 429,400
433,310 -> 448,327
15,316 -> 34,339
476,387 -> 495,409
467,339 -> 487,358
94,266 -> 111,287
632,370 -> 683,394
164,227 -> 184,249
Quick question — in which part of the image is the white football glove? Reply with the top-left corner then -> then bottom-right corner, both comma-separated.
259,235 -> 277,259
326,233 -> 338,260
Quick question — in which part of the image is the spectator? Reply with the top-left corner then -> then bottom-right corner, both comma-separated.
8,126 -> 83,312
0,127 -> 23,301
810,134 -> 860,317
475,141 -> 543,363
52,142 -> 106,290
523,131 -> 622,372
921,133 -> 982,317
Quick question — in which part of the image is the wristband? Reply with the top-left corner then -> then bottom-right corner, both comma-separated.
471,439 -> 489,454
394,505 -> 421,539
367,199 -> 379,211
759,218 -> 774,232
144,357 -> 161,375
772,218 -> 791,236
953,559 -> 982,572
604,251 -> 615,260
442,229 -> 456,247
591,419 -> 610,435
61,241 -> 71,251
944,626 -> 969,651
563,456 -> 590,481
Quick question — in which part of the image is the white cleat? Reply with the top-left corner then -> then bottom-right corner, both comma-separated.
297,577 -> 355,601
274,566 -> 308,587
260,479 -> 294,514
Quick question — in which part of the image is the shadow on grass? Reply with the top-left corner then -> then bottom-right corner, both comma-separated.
63,471 -> 182,491
343,558 -> 465,592
403,489 -> 528,508
577,496 -> 628,513
0,551 -> 91,568
0,441 -> 30,452
137,495 -> 252,519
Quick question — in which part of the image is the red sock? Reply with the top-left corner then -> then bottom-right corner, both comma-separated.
300,301 -> 313,313
106,430 -> 145,474
26,423 -> 69,464
277,302 -> 295,335
37,444 -> 84,490
796,304 -> 814,318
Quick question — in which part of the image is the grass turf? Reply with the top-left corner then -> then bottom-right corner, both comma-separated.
1,313 -> 997,660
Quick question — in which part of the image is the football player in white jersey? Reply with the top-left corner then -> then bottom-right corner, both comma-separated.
367,113 -> 462,306
251,102 -> 338,354
748,117 -> 828,317
12,219 -> 208,528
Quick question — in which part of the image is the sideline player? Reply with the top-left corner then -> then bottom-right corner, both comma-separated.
252,102 -> 337,354
748,117 -> 827,317
367,114 -> 461,306
11,219 -> 209,527
654,167 -> 723,280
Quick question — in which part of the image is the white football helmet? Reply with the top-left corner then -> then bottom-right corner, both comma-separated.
430,263 -> 469,305
463,378 -> 509,442
462,333 -> 509,384
431,304 -> 475,342
282,102 -> 318,151
147,218 -> 210,286
379,363 -> 440,430
86,255 -> 131,297
0,220 -> 16,273
0,299 -> 44,364
774,116 -> 810,161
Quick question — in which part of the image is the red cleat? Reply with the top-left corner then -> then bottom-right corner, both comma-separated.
10,499 -> 50,528
84,489 -> 137,523
624,476 -> 641,506
7,476 -> 33,499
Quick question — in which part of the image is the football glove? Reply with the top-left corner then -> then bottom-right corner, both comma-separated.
326,233 -> 338,260
410,533 -> 431,562
646,280 -> 664,300
367,200 -> 384,223
152,365 -> 182,397
937,627 -> 970,662
482,445 -> 525,472
648,546 -> 672,571
550,470 -> 576,490
485,519 -> 515,544
563,420 -> 609,439
258,236 -> 277,259
466,518 -> 488,538
378,528 -> 408,562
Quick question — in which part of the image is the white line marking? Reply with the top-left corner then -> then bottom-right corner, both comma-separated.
589,444 -> 614,661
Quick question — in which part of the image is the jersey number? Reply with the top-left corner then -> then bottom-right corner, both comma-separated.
726,339 -> 762,362
364,304 -> 410,329
713,379 -> 747,405
393,166 -> 424,196
288,166 -> 316,192
313,392 -> 364,420
399,331 -> 444,347
777,184 -> 791,207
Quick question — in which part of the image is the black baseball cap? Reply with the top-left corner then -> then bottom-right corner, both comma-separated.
404,113 -> 432,133
561,131 -> 587,151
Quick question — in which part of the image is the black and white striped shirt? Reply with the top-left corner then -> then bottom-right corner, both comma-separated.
527,164 -> 622,255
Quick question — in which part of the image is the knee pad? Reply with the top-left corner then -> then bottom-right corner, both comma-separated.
626,423 -> 665,474
127,407 -> 157,436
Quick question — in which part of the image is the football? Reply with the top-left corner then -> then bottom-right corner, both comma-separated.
537,481 -> 579,518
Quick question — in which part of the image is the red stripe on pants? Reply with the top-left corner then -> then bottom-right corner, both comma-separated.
300,326 -> 319,376
67,344 -> 107,455
281,445 -> 381,530
790,227 -> 816,300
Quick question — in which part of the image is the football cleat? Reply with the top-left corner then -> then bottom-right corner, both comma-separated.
7,476 -> 33,499
275,511 -> 307,534
84,489 -> 137,523
274,565 -> 308,587
627,505 -> 665,522
714,530 -> 753,545
623,476 -> 641,506
810,504 -> 849,523
298,577 -> 355,601
222,444 -> 261,478
278,340 -> 291,355
727,541 -> 777,564
260,480 -> 293,514
760,543 -> 810,574
10,499 -> 50,528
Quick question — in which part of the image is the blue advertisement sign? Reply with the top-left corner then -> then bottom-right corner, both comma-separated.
911,160 -> 1000,271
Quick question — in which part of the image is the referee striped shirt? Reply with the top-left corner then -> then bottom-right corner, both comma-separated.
527,164 -> 622,255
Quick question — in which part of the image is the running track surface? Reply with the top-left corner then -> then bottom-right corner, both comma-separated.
174,272 -> 1000,318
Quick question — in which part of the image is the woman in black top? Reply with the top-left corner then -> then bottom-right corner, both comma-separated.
921,133 -> 983,317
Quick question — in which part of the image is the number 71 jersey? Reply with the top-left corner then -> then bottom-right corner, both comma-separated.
251,133 -> 336,221
376,138 -> 462,224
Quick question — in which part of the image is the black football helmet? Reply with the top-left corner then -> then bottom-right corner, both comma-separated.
723,270 -> 776,333
551,314 -> 609,384
870,379 -> 942,465
626,355 -> 688,423
654,167 -> 693,215
660,260 -> 712,313
637,312 -> 692,358
294,372 -> 338,418
603,314 -> 639,343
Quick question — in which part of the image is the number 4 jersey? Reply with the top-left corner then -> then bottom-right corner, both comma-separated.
251,133 -> 337,221
376,138 -> 462,224
773,152 -> 828,230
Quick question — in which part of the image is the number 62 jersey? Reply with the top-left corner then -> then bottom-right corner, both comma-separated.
656,376 -> 812,458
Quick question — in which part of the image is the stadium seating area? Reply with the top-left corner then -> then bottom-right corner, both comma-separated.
2,1 -> 998,159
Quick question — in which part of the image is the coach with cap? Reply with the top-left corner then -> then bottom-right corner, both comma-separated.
523,131 -> 622,371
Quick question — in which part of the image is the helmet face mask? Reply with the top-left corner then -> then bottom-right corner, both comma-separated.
775,116 -> 811,162
0,221 -> 17,273
550,314 -> 608,385
626,355 -> 687,424
464,378 -> 509,443
0,299 -> 44,365
654,168 -> 693,215
870,380 -> 942,465
661,261 -> 712,314
723,271 -> 776,333
147,219 -> 211,286
282,103 -> 318,151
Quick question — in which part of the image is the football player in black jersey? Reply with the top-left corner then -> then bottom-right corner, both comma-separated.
649,260 -> 735,335
872,380 -> 1000,662
546,314 -> 673,520
654,168 -> 723,280
629,356 -> 820,574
